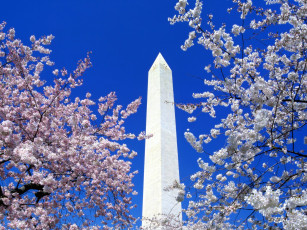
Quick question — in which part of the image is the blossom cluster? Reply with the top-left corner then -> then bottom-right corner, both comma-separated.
164,0 -> 307,229
0,22 -> 143,229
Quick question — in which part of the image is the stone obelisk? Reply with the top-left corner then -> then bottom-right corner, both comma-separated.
142,53 -> 181,227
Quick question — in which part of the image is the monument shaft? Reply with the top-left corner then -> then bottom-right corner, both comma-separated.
142,53 -> 181,226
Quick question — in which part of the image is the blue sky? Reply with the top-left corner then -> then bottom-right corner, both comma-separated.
1,0 -> 242,223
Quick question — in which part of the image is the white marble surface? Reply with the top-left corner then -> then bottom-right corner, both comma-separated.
142,53 -> 181,227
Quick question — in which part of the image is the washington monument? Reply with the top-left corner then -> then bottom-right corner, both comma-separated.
142,53 -> 182,227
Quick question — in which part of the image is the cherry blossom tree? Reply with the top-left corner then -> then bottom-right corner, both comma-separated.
0,22 -> 144,229
166,0 -> 307,229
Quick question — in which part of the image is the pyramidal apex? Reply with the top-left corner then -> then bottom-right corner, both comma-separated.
149,53 -> 171,72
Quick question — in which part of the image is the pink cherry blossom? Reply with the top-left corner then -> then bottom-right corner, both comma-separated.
0,22 -> 143,229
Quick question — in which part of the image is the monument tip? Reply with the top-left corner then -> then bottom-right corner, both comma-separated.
149,52 -> 171,71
